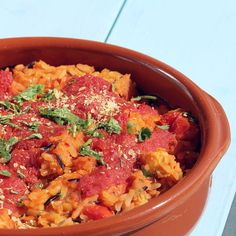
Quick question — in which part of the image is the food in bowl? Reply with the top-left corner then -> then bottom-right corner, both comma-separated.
0,60 -> 200,229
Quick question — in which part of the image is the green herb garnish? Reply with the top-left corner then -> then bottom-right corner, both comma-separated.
0,137 -> 19,163
138,127 -> 152,142
0,101 -> 21,114
68,124 -> 80,137
80,139 -> 105,165
22,121 -> 39,132
0,114 -> 21,129
0,114 -> 11,124
42,88 -> 60,101
14,84 -> 44,105
16,200 -> 25,207
142,168 -> 151,177
0,169 -> 11,177
127,122 -> 133,134
112,83 -> 116,92
40,107 -> 84,137
85,128 -> 103,138
131,95 -> 157,101
39,107 -> 84,127
157,124 -> 170,130
25,133 -> 42,140
91,131 -> 103,138
16,196 -> 26,207
17,169 -> 25,179
22,105 -> 31,113
85,113 -> 93,128
84,113 -> 103,138
34,182 -> 44,189
98,117 -> 121,134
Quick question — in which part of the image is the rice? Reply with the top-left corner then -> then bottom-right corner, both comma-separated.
0,60 -> 200,229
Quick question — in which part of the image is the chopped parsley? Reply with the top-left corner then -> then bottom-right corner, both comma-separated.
0,114 -> 21,129
98,117 -> 121,134
0,169 -> 11,177
80,139 -> 105,165
138,127 -> 152,142
40,107 -> 85,137
84,113 -> 103,138
85,128 -> 103,138
112,83 -> 116,92
157,124 -> 170,130
127,122 -> 134,134
39,107 -> 84,127
142,168 -> 151,177
131,95 -> 157,101
22,105 -> 31,113
22,121 -> 39,132
0,114 -> 13,125
0,101 -> 21,114
14,84 -> 44,105
25,133 -> 42,140
68,124 -> 80,137
85,113 -> 93,128
0,137 -> 19,163
42,88 -> 60,101
17,169 -> 25,179
34,182 -> 44,189
16,198 -> 25,207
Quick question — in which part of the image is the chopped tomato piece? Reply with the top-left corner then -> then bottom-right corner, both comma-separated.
159,110 -> 181,126
170,115 -> 199,141
82,205 -> 113,220
0,70 -> 13,99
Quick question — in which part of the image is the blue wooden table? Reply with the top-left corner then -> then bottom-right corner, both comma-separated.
0,1 -> 235,235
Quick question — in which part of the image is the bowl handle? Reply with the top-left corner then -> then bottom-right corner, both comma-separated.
206,93 -> 231,157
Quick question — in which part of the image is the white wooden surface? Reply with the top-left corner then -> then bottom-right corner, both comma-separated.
0,1 -> 235,235
107,1 -> 236,235
0,0 -> 125,40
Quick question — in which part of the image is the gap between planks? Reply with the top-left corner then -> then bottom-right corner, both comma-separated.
104,0 -> 128,43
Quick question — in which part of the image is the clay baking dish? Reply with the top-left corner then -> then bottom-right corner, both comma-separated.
0,37 -> 230,236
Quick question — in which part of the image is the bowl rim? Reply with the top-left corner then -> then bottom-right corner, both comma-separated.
0,37 -> 231,235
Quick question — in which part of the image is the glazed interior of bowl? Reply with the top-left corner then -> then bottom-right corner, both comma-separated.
0,37 -> 230,236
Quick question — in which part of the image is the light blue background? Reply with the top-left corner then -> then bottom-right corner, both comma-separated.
0,1 -> 235,235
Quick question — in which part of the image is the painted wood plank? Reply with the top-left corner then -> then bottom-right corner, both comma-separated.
223,193 -> 236,236
0,0 -> 125,41
107,0 -> 236,236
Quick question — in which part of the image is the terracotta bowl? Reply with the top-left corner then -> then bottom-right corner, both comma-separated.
0,37 -> 230,236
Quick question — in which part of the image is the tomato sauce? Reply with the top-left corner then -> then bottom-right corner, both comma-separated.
0,71 -> 200,213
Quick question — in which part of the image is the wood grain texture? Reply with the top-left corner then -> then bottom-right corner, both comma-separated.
223,193 -> 236,236
0,0 -> 125,40
107,1 -> 236,236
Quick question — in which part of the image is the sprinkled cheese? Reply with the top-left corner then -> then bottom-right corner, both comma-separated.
78,86 -> 86,92
19,165 -> 26,170
84,92 -> 120,119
